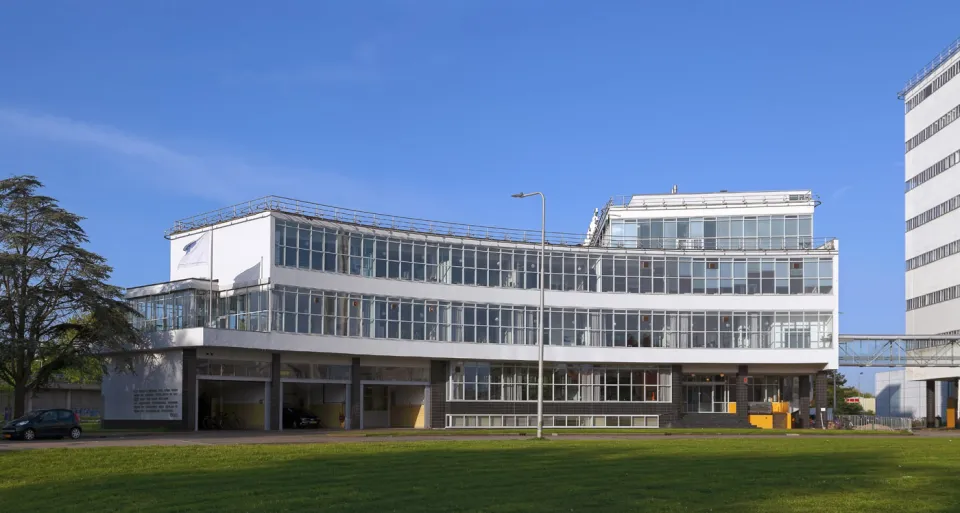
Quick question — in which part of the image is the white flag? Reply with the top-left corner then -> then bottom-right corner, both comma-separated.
178,231 -> 211,269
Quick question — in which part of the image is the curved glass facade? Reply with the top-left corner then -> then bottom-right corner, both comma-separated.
275,220 -> 834,295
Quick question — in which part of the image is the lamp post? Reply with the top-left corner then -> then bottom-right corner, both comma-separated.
512,192 -> 545,439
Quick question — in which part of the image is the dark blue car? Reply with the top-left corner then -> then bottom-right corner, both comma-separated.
2,409 -> 83,441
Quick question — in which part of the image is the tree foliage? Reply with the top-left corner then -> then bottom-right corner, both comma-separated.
830,371 -> 870,415
0,175 -> 141,416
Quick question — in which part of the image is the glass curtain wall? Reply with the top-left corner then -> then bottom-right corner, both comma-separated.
273,286 -> 835,349
609,215 -> 814,250
275,220 -> 834,295
449,362 -> 672,402
129,290 -> 211,332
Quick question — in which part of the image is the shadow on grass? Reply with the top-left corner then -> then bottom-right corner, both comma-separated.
1,438 -> 958,512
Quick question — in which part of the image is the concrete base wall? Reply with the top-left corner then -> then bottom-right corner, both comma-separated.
101,419 -> 184,430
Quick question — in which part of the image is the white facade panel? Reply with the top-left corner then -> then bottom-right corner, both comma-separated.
169,214 -> 272,290
141,327 -> 836,368
906,295 -> 960,334
904,210 -> 960,258
905,152 -> 960,219
904,121 -> 960,181
905,253 -> 960,299
102,351 -> 183,422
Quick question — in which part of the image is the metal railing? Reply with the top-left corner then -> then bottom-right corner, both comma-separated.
899,36 -> 960,99
836,415 -> 912,432
838,335 -> 960,367
166,196 -> 588,245
606,236 -> 836,251
607,191 -> 818,210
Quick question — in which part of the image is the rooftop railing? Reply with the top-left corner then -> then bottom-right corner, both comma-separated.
899,36 -> 960,100
166,196 -> 589,245
608,191 -> 818,210
169,195 -> 837,252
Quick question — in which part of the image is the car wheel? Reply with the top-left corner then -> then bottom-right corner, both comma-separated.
23,429 -> 36,441
69,427 -> 82,440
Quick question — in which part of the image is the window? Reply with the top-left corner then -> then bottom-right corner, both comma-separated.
449,362 -> 671,403
273,221 -> 834,297
906,194 -> 960,232
907,283 -> 960,311
905,104 -> 960,153
906,238 -> 960,271
272,286 -> 834,350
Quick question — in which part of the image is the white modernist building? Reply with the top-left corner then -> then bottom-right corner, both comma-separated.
875,36 -> 960,421
101,190 -> 839,431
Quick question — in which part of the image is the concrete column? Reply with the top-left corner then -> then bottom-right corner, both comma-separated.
270,353 -> 281,431
181,348 -> 197,431
927,380 -> 936,428
783,376 -> 795,408
429,360 -> 448,429
671,364 -> 683,426
735,365 -> 749,421
815,372 -> 828,428
798,375 -> 811,429
350,357 -> 362,430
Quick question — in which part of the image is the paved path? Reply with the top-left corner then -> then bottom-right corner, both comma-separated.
2,429 -> 953,451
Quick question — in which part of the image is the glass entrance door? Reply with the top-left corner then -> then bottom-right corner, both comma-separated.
684,384 -> 730,413
697,386 -> 713,413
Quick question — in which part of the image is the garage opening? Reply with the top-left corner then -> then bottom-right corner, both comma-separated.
281,382 -> 347,430
198,380 -> 267,430
362,385 -> 426,429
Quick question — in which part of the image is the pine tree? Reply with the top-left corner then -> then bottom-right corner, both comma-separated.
0,175 -> 142,416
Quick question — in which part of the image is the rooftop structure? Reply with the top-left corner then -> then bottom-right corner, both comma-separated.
899,36 -> 960,99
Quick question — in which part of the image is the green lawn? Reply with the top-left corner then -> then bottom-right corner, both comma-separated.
2,439 -> 958,512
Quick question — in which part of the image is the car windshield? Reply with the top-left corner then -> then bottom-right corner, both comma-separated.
14,410 -> 43,421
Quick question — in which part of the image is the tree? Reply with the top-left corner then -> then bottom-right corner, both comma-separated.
829,370 -> 869,416
0,175 -> 142,417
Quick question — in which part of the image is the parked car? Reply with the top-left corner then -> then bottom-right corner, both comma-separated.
1,409 -> 83,441
283,407 -> 322,429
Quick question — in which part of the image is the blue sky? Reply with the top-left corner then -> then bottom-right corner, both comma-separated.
3,2 -> 958,391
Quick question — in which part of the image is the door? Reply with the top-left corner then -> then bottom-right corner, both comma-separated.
35,410 -> 61,436
698,386 -> 713,413
362,385 -> 389,428
57,410 -> 75,435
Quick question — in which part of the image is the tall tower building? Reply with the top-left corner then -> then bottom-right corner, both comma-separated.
903,37 -> 960,337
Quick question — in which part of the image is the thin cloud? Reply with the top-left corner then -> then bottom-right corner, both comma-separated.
222,66 -> 378,86
222,42 -> 380,87
0,108 -> 357,204
831,185 -> 853,201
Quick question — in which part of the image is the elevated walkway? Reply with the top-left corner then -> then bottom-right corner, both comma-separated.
839,335 -> 960,367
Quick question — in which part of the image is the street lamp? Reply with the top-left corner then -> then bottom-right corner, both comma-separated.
512,191 -> 545,439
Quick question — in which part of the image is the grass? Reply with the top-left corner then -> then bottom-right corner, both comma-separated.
2,438 -> 958,512
331,427 -> 912,437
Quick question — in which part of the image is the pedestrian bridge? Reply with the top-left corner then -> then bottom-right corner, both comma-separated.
839,335 -> 960,367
